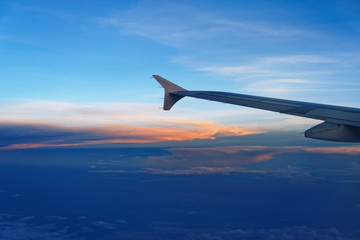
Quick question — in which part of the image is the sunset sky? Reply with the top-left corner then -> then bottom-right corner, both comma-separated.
1,1 -> 360,239
1,0 -> 360,149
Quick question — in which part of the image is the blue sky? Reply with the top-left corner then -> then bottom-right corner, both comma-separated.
1,0 -> 360,149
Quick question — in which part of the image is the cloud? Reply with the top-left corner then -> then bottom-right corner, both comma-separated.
0,100 -> 357,151
88,144 -> 360,178
144,146 -> 296,168
0,100 -> 160,126
337,180 -> 360,184
99,0 -> 360,101
90,167 -> 265,176
0,99 -> 268,149
91,220 -> 117,230
1,213 -> 354,240
0,99 -> 273,127
198,54 -> 335,78
99,1 -> 314,47
209,226 -> 352,240
89,146 -> 303,176
0,34 -> 36,45
195,53 -> 360,99
262,55 -> 335,64
0,122 -> 261,150
0,217 -> 77,240
47,216 -> 68,221
242,78 -> 315,94
18,216 -> 36,221
304,145 -> 360,155
0,213 -> 123,240
115,223 -> 355,240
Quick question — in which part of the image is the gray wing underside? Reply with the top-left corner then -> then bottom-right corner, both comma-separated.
153,75 -> 360,142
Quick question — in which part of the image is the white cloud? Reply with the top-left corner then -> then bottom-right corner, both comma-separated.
0,99 -> 295,129
99,1 -> 315,47
195,54 -> 360,99
0,100 -> 161,126
198,54 -> 335,77
97,1 -> 360,105
261,55 -> 335,64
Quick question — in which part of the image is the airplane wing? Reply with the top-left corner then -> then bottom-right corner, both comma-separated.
153,75 -> 360,142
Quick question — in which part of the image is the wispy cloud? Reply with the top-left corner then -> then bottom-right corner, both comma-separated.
0,100 -> 164,126
99,1 -> 315,47
97,1 -> 360,102
195,54 -> 360,98
198,54 -> 334,77
0,214 -> 78,240
262,55 -> 335,64
0,213 -> 130,240
304,145 -> 360,155
0,34 -> 36,45
0,100 -> 270,127
242,78 -> 337,95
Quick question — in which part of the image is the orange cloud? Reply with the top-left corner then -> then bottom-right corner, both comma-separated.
0,122 -> 263,150
304,145 -> 360,155
253,152 -> 277,162
144,146 -> 282,170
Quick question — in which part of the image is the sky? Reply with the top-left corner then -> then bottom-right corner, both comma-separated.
1,0 -> 360,149
1,0 -> 360,239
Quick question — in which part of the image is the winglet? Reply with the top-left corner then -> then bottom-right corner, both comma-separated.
153,75 -> 187,110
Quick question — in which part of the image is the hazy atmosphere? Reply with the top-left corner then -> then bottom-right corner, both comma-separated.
1,0 -> 360,239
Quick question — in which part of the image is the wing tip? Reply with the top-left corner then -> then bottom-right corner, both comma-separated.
153,75 -> 186,110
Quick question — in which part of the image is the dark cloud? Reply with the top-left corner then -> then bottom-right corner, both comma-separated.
0,123 -> 111,148
87,145 -> 360,179
0,155 -> 359,239
0,214 -> 79,240
0,214 -> 356,240
113,224 -> 356,240
91,220 -> 117,230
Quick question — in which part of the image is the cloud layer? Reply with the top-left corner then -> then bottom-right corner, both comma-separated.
0,99 -> 268,149
100,1 -> 314,47
0,122 -> 261,150
88,145 -> 360,177
1,213 -> 354,240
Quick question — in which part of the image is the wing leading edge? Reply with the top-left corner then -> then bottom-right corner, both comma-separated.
153,75 -> 360,142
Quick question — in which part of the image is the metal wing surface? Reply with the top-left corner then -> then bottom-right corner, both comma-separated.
153,75 -> 360,142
